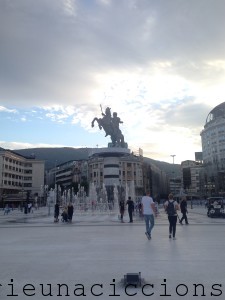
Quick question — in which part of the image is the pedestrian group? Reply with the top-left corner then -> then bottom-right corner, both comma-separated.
119,191 -> 189,241
54,202 -> 74,223
53,191 -> 189,241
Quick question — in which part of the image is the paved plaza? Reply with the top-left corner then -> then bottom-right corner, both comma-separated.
0,205 -> 225,299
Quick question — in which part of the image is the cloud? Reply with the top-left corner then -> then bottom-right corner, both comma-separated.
20,117 -> 27,122
62,0 -> 77,16
0,141 -> 79,150
1,0 -> 225,106
0,0 -> 225,163
0,106 -> 17,113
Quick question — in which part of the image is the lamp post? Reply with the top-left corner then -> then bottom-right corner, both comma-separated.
170,154 -> 176,165
189,186 -> 193,209
54,160 -> 58,183
44,185 -> 50,215
54,161 -> 58,204
170,155 -> 176,195
21,188 -> 24,212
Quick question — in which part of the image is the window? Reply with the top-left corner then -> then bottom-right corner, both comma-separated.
24,163 -> 32,167
104,175 -> 119,178
24,170 -> 32,174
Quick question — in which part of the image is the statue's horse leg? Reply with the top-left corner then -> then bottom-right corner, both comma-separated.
120,133 -> 125,145
91,118 -> 97,128
91,118 -> 102,130
112,135 -> 116,145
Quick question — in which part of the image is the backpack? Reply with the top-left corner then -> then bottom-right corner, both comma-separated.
166,200 -> 176,216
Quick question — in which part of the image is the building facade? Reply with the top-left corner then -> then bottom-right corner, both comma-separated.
88,148 -> 144,197
180,160 -> 204,198
169,177 -> 182,197
179,102 -> 225,199
46,160 -> 88,189
0,148 -> 45,207
46,147 -> 170,201
201,102 -> 225,169
200,102 -> 225,195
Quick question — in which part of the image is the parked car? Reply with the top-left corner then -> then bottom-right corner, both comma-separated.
207,197 -> 225,218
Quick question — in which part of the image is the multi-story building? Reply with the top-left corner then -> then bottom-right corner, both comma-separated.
88,148 -> 170,200
142,161 -> 169,199
46,147 -> 170,201
200,102 -> 225,195
178,103 -> 225,198
169,177 -> 182,196
88,148 -> 144,198
181,160 -> 204,198
120,155 -> 144,190
46,160 -> 88,189
0,148 -> 45,207
201,102 -> 225,169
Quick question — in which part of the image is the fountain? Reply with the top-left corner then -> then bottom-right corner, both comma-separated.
125,182 -> 129,202
89,182 -> 98,212
74,184 -> 87,212
113,184 -> 119,212
129,180 -> 136,202
70,182 -> 115,215
43,182 -> 128,217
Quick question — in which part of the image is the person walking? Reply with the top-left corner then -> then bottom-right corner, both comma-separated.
54,202 -> 60,222
126,196 -> 134,223
141,191 -> 156,240
61,205 -> 68,222
119,199 -> 125,222
179,196 -> 189,225
4,204 -> 10,215
28,202 -> 32,213
67,202 -> 74,222
164,193 -> 179,240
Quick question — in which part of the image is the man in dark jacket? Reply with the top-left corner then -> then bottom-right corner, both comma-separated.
126,196 -> 134,223
54,202 -> 60,222
119,199 -> 125,222
67,202 -> 74,222
179,196 -> 189,225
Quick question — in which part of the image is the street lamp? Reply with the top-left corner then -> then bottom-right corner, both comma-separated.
54,160 -> 58,185
170,155 -> 176,195
21,188 -> 24,211
170,154 -> 176,165
54,161 -> 58,204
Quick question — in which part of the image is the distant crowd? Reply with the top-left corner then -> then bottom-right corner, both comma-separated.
54,202 -> 74,223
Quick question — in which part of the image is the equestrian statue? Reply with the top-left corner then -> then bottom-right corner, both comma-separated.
91,105 -> 126,148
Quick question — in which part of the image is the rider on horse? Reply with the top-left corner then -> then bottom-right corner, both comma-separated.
91,106 -> 125,147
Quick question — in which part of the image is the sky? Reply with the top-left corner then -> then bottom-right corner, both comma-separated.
0,0 -> 225,164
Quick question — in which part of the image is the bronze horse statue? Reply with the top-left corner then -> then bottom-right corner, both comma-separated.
91,107 -> 125,147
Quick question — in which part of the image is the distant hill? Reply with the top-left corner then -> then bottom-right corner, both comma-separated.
14,147 -> 90,170
14,147 -> 181,176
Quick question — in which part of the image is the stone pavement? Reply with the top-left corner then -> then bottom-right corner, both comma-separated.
1,206 -> 225,300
